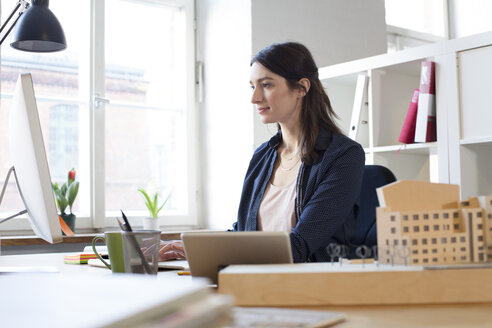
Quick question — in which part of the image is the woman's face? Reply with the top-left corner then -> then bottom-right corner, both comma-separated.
250,62 -> 302,126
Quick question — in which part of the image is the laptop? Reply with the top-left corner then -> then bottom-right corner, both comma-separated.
181,231 -> 293,284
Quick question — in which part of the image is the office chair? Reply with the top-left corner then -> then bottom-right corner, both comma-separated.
351,165 -> 396,257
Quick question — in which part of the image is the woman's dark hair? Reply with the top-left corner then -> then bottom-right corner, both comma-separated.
251,42 -> 342,164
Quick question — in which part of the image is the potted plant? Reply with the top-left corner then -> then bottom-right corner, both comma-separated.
52,168 -> 79,234
138,187 -> 170,230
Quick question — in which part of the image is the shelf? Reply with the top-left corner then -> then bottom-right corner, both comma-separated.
369,142 -> 437,155
460,137 -> 492,145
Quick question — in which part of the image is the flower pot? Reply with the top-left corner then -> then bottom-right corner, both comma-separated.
60,213 -> 76,235
143,217 -> 159,230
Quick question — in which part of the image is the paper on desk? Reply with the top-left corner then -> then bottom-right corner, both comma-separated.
88,258 -> 190,271
231,307 -> 345,327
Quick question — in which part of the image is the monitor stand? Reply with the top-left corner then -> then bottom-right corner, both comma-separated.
0,166 -> 58,272
0,166 -> 28,225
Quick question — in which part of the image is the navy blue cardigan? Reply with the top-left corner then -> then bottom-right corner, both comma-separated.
233,129 -> 365,263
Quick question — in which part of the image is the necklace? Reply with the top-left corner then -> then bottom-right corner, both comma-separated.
279,156 -> 301,171
280,149 -> 299,161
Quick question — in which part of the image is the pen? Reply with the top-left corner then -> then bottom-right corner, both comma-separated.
177,271 -> 191,276
119,210 -> 153,275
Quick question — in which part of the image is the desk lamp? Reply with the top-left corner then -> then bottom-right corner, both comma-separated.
0,0 -> 66,52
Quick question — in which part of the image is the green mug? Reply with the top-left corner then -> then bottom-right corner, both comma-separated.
92,231 -> 125,273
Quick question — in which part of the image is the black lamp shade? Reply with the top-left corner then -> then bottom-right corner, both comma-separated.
10,0 -> 66,52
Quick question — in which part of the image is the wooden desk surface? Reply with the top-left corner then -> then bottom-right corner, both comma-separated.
1,253 -> 491,328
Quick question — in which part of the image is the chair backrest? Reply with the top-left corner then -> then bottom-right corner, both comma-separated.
353,165 -> 396,248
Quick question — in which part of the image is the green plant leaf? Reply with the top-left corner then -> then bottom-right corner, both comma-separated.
58,194 -> 68,215
155,193 -> 171,216
67,181 -> 79,213
60,183 -> 68,198
138,187 -> 160,218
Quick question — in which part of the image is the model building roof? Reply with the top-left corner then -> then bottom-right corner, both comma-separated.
377,180 -> 460,212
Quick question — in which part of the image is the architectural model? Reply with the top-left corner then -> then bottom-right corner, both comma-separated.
376,180 -> 492,266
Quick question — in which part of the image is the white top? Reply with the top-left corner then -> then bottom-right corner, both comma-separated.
258,179 -> 297,232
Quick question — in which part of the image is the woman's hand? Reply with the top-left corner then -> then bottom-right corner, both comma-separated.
158,240 -> 186,261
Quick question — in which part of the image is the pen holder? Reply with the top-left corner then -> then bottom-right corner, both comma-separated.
122,230 -> 160,275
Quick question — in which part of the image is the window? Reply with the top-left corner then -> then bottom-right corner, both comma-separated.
0,0 -> 196,233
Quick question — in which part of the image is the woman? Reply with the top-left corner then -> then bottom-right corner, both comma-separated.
159,42 -> 365,263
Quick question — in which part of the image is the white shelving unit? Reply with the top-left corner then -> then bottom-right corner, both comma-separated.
319,31 -> 492,199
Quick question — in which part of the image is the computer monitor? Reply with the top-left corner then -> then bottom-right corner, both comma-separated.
0,73 -> 62,243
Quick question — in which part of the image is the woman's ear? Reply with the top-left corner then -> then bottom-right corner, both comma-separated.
297,78 -> 311,98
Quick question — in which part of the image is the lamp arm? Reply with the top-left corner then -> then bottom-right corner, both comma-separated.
0,166 -> 28,225
0,0 -> 30,46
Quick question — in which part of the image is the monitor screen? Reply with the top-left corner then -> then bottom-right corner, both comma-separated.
8,73 -> 62,243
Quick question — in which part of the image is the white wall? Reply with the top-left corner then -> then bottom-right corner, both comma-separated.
196,0 -> 253,229
251,0 -> 387,147
197,0 -> 387,229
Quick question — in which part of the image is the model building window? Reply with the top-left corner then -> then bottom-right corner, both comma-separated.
441,237 -> 447,243
479,253 -> 484,261
461,256 -> 467,260
460,236 -> 466,242
413,226 -> 419,232
434,225 -> 439,231
488,213 -> 492,219
391,227 -> 396,234
443,213 -> 449,219
432,248 -> 437,253
423,214 -> 429,220
402,240 -> 407,246
433,213 -> 439,219
391,215 -> 396,221
451,237 -> 457,243
477,224 -> 483,229
403,215 -> 408,221
432,238 -> 437,244
412,239 -> 418,245
423,258 -> 429,263
478,235 -> 483,241
413,259 -> 418,263
454,224 -> 460,230
412,249 -> 418,254
424,225 -> 429,231
477,212 -> 482,217
423,249 -> 428,254
403,226 -> 409,233
422,238 -> 428,245
454,212 -> 459,218
432,258 -> 438,262
460,247 -> 466,251
413,214 -> 419,220
394,240 -> 399,245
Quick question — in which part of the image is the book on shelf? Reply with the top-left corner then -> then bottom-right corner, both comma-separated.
398,89 -> 419,144
349,74 -> 369,141
414,61 -> 436,142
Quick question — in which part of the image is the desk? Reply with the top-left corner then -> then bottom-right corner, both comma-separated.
1,253 -> 492,328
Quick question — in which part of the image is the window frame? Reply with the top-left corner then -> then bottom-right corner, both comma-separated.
0,0 -> 198,235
